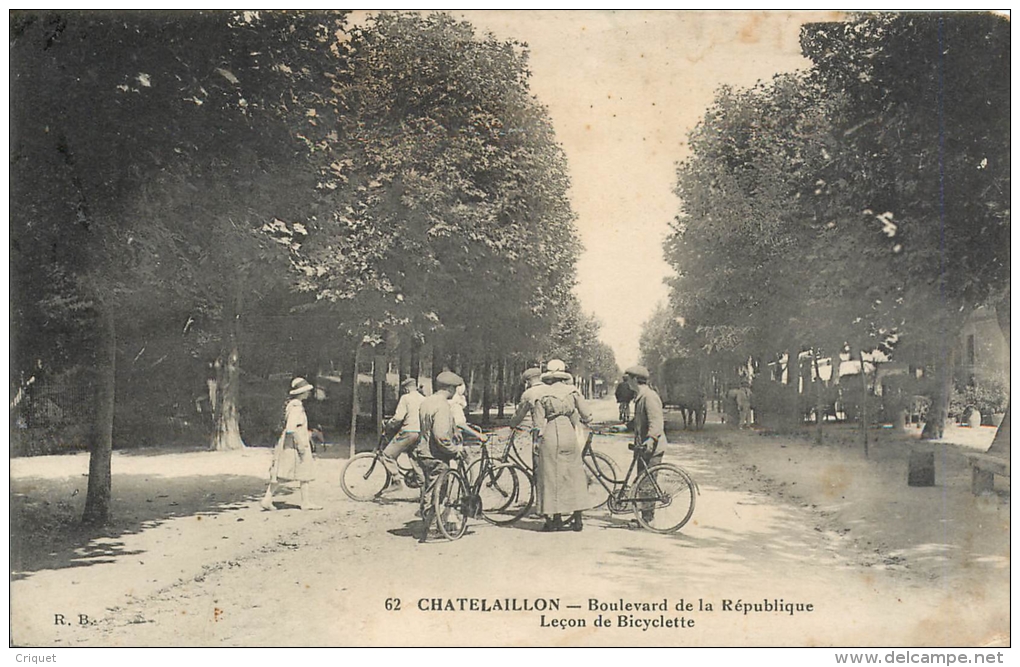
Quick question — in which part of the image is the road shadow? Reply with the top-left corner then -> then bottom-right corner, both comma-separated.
113,443 -> 220,457
387,521 -> 426,541
10,471 -> 269,579
386,518 -> 486,543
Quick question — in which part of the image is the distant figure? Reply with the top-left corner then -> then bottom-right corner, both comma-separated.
449,383 -> 486,444
261,377 -> 321,511
615,378 -> 636,423
733,381 -> 753,429
509,367 -> 546,436
963,405 -> 982,428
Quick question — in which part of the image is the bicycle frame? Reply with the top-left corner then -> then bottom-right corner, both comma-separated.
463,434 -> 515,504
611,447 -> 665,509
367,431 -> 421,486
503,428 -> 535,472
582,430 -> 686,512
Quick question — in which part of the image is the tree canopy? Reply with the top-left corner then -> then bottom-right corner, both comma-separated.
10,10 -> 606,523
659,12 -> 1009,435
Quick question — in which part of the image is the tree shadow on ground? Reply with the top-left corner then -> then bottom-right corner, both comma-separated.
10,472 -> 269,579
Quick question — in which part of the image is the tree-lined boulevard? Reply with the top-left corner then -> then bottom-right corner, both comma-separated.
9,11 -> 1009,649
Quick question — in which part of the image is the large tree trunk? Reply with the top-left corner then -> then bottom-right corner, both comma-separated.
814,350 -> 825,445
858,347 -> 870,457
398,338 -> 409,387
348,343 -> 360,458
431,340 -> 446,394
828,341 -> 843,421
82,305 -> 116,525
481,357 -> 492,425
921,345 -> 957,441
336,344 -> 357,432
372,343 -> 387,440
496,358 -> 506,419
409,338 -> 421,387
788,348 -> 802,430
211,343 -> 246,451
987,301 -> 1010,457
211,290 -> 245,451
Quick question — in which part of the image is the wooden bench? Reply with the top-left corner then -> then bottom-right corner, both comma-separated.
965,452 -> 1010,495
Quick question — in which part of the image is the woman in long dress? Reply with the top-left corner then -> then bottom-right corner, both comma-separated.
533,361 -> 593,532
261,377 -> 322,511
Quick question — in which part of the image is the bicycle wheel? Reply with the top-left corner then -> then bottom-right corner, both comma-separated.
632,463 -> 697,534
587,449 -> 623,484
339,452 -> 391,501
433,468 -> 470,540
464,458 -> 511,511
582,450 -> 621,509
479,464 -> 534,525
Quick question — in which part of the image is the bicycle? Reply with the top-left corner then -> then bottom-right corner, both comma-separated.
339,430 -> 421,502
423,429 -> 534,542
463,430 -> 534,526
584,427 -> 699,534
505,425 -> 622,509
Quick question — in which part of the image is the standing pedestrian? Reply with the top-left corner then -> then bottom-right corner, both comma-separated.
533,360 -> 593,532
508,366 -> 545,437
615,377 -> 636,423
261,377 -> 322,511
625,365 -> 666,525
735,380 -> 754,429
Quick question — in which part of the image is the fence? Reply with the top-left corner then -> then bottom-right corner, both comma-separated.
11,377 -> 97,456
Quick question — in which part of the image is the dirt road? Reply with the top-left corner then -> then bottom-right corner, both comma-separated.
11,399 -> 1009,647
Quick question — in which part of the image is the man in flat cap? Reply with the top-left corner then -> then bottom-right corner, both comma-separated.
416,371 -> 466,540
380,377 -> 426,493
508,366 -> 545,435
625,364 -> 667,485
418,371 -> 466,462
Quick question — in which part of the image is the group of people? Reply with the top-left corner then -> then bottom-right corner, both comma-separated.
506,360 -> 668,532
260,361 -> 670,534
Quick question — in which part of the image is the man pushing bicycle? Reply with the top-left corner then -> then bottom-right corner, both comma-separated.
624,365 -> 667,524
416,371 -> 467,541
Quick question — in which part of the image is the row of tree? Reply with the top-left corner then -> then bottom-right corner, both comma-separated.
11,10 -> 617,524
644,13 -> 1009,441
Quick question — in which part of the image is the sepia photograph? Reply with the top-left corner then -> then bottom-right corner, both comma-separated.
8,9 -> 1010,652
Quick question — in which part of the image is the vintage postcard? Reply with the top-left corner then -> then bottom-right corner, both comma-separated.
9,9 -> 1010,652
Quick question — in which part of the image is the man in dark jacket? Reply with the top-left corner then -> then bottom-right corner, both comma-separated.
416,371 -> 466,542
418,371 -> 465,464
625,365 -> 667,525
615,377 -> 636,422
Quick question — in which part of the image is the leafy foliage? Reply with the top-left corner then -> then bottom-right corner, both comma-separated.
657,13 -> 1009,432
293,12 -> 580,359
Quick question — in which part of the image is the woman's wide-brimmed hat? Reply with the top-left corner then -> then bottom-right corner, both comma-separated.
541,359 -> 572,383
400,377 -> 418,390
290,377 -> 315,396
